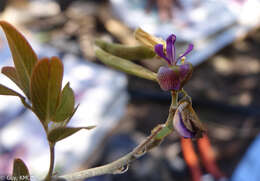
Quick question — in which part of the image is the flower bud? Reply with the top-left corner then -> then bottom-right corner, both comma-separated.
134,28 -> 165,50
173,100 -> 206,138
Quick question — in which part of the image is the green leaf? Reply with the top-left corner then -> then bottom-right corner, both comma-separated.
63,104 -> 79,126
53,82 -> 75,122
95,39 -> 155,60
0,83 -> 23,96
30,57 -> 63,123
2,66 -> 23,91
48,126 -> 96,143
95,47 -> 158,81
12,158 -> 30,181
0,21 -> 38,99
0,84 -> 31,109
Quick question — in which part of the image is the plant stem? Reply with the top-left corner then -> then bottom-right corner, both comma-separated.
60,152 -> 134,181
165,91 -> 178,129
58,125 -> 163,181
45,143 -> 55,181
58,92 -> 179,181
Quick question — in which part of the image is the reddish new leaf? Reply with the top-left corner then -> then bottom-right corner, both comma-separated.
0,84 -> 31,109
2,66 -> 23,91
12,158 -> 30,181
30,57 -> 63,123
0,21 -> 38,98
0,83 -> 23,97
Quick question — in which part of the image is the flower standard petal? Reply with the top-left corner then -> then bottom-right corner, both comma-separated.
157,63 -> 193,91
179,63 -> 193,88
177,44 -> 194,61
154,44 -> 171,64
157,66 -> 181,91
166,34 -> 176,65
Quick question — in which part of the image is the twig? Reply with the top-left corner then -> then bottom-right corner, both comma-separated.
58,126 -> 163,181
58,91 -> 178,181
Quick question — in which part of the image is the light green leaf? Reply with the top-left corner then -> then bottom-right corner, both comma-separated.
2,66 -> 23,91
0,21 -> 38,99
48,126 -> 96,143
12,158 -> 30,181
95,39 -> 155,60
53,82 -> 75,122
30,57 -> 63,123
63,104 -> 79,126
95,47 -> 158,81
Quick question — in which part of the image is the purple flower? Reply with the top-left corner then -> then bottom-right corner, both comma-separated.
154,34 -> 193,91
173,100 -> 206,138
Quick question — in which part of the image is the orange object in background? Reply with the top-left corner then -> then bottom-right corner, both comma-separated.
198,135 -> 225,179
181,138 -> 201,181
181,135 -> 225,181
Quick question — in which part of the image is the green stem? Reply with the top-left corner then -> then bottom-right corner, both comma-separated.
58,126 -> 163,181
165,91 -> 178,129
58,91 -> 179,181
45,143 -> 55,181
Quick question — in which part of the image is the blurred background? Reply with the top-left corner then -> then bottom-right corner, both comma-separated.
1,0 -> 260,180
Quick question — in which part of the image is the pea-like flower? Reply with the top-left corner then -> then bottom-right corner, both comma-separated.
154,34 -> 193,91
173,100 -> 206,138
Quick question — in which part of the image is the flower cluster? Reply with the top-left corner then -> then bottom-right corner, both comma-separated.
153,34 -> 206,139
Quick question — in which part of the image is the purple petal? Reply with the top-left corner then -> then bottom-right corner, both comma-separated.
179,64 -> 192,80
166,34 -> 176,65
179,63 -> 193,87
177,44 -> 194,61
173,111 -> 194,138
157,66 -> 181,91
154,44 -> 171,64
